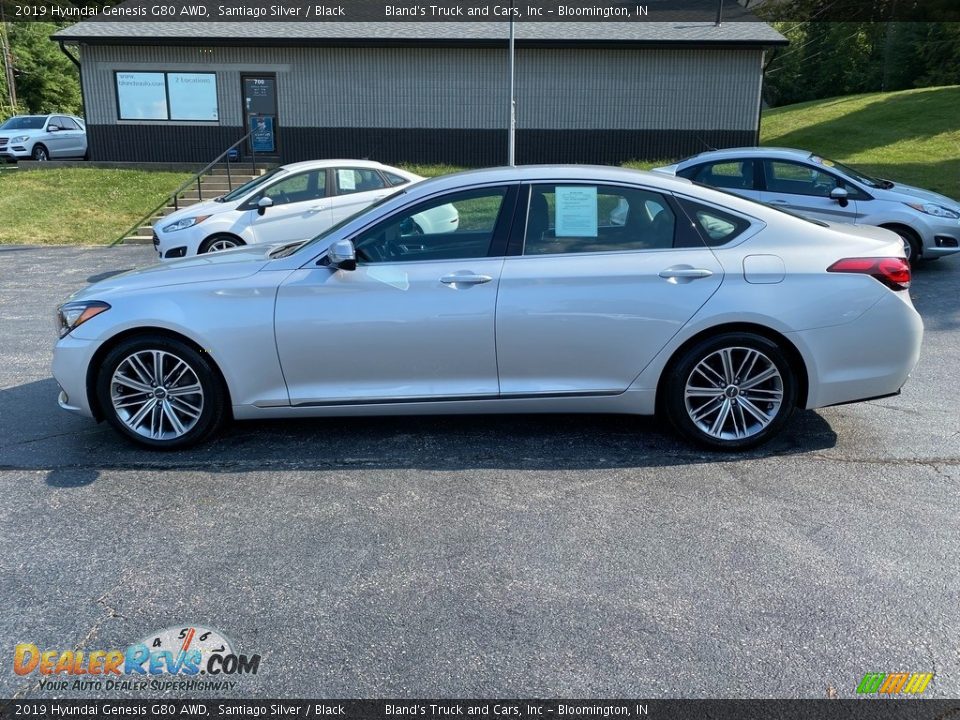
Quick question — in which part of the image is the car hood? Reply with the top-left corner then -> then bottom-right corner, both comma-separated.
69,245 -> 274,301
875,182 -> 960,211
158,198 -> 238,226
1,127 -> 46,138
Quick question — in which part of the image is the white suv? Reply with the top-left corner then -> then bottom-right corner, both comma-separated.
0,114 -> 87,162
153,159 -> 458,260
655,147 -> 960,262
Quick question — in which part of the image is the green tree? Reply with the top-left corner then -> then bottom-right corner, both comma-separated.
6,22 -> 81,116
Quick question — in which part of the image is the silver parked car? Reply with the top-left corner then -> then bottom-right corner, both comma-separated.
0,114 -> 87,162
52,166 -> 922,451
654,147 -> 960,262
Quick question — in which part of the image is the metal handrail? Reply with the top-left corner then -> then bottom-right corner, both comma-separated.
111,131 -> 257,246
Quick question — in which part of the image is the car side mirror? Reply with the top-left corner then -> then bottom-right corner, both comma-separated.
323,240 -> 357,271
830,187 -> 849,207
47,125 -> 59,132
257,196 -> 273,216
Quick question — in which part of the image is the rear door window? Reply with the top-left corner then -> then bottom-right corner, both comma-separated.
335,168 -> 387,195
688,160 -> 756,191
523,184 -> 677,255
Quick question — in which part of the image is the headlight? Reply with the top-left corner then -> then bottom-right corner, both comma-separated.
904,202 -> 960,219
56,301 -> 110,338
11,135 -> 29,143
162,215 -> 210,233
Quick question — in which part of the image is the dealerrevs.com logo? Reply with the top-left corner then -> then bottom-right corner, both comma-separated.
14,626 -> 261,692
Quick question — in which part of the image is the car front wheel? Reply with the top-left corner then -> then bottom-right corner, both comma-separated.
31,144 -> 49,161
199,235 -> 244,254
664,332 -> 797,451
96,335 -> 227,449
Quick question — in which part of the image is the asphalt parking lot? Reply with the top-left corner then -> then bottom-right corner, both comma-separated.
0,244 -> 958,699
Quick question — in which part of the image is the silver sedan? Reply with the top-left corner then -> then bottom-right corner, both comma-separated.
52,166 -> 923,451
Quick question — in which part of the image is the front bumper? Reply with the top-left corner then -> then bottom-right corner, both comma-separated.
154,225 -> 201,260
0,146 -> 31,160
918,217 -> 960,258
51,334 -> 102,419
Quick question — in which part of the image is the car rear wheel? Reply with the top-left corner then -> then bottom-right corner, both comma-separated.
96,335 -> 228,449
664,332 -> 797,451
31,144 -> 49,161
199,234 -> 244,254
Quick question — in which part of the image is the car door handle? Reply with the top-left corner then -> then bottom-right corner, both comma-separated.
768,199 -> 789,205
307,204 -> 327,213
659,267 -> 714,280
440,274 -> 493,286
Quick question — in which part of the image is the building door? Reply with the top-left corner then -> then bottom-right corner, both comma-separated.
242,75 -> 278,157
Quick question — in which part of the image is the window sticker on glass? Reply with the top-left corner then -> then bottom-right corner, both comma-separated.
338,170 -> 357,191
555,186 -> 598,238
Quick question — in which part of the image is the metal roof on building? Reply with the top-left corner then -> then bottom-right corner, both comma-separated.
55,20 -> 787,46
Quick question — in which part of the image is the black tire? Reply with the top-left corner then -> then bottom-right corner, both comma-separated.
663,332 -> 798,451
883,224 -> 922,264
31,144 -> 49,161
95,335 -> 228,450
198,234 -> 245,254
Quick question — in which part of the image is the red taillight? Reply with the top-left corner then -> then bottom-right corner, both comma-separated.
827,257 -> 911,291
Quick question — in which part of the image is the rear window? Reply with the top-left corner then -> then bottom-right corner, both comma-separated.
677,198 -> 751,246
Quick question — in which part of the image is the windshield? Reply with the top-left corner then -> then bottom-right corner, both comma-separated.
810,155 -> 891,189
0,116 -> 46,130
219,167 -> 287,202
294,190 -> 404,254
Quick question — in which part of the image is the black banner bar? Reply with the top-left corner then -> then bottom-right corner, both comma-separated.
2,0 -> 959,22
3,700 -> 960,720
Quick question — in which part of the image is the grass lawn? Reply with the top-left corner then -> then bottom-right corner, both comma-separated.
0,168 -> 190,246
760,85 -> 960,200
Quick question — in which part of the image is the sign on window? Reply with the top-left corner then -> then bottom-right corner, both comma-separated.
555,186 -> 598,238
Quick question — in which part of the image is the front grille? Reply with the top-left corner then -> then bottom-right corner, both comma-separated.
0,137 -> 7,149
152,232 -> 159,249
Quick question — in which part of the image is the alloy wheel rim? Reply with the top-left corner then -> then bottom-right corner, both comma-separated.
684,346 -> 784,441
110,350 -> 203,440
901,236 -> 913,261
208,239 -> 238,252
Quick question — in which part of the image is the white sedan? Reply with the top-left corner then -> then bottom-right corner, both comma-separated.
55,165 -> 922,451
153,159 -> 458,259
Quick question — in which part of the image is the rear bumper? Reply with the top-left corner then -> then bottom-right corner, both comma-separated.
789,292 -> 923,409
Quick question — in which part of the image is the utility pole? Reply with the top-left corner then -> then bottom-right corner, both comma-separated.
507,20 -> 515,166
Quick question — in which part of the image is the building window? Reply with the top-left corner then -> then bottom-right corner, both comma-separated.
115,71 -> 219,121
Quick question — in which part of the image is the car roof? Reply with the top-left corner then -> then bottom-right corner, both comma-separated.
400,164 -> 698,196
674,147 -> 819,167
277,159 -> 407,173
